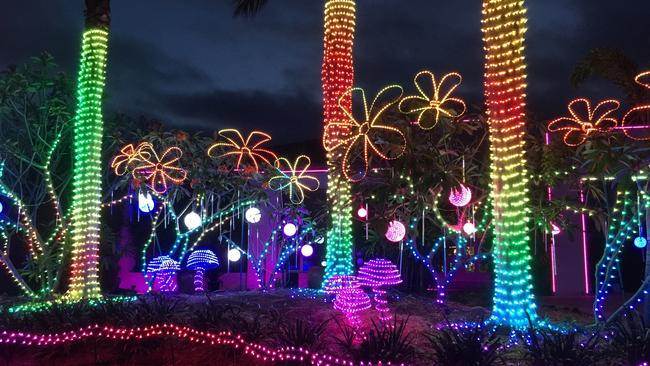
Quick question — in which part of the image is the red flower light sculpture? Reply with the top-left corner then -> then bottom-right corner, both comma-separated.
547,98 -> 620,146
399,71 -> 467,130
208,129 -> 277,173
323,86 -> 406,182
357,258 -> 402,323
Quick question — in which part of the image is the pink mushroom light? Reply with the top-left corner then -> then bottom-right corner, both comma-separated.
357,258 -> 402,323
325,275 -> 371,330
448,183 -> 472,207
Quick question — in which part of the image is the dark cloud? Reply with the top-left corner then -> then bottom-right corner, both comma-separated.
0,0 -> 648,143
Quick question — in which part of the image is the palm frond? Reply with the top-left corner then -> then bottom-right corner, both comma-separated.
232,0 -> 269,17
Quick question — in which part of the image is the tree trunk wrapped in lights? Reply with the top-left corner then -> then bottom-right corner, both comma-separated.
67,0 -> 110,300
321,0 -> 357,285
481,0 -> 538,328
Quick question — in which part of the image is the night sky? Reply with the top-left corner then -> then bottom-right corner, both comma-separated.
1,0 -> 649,144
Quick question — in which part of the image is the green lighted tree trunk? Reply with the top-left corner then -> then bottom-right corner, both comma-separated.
481,0 -> 538,328
66,0 -> 110,299
322,0 -> 356,285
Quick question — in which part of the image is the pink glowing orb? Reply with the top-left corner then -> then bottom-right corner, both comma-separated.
551,222 -> 561,236
448,184 -> 472,207
385,220 -> 406,242
357,207 -> 368,219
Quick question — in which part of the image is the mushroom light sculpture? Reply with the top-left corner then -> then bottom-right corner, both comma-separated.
358,258 -> 402,322
325,275 -> 371,330
157,258 -> 181,293
187,249 -> 220,292
146,255 -> 172,291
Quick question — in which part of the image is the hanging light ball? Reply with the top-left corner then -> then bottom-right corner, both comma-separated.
634,237 -> 647,249
283,222 -> 298,237
228,248 -> 242,262
551,223 -> 561,236
385,220 -> 406,242
320,260 -> 327,267
448,184 -> 472,207
0,201 -> 3,214
463,221 -> 477,235
357,207 -> 368,219
245,207 -> 262,224
138,192 -> 155,213
301,244 -> 314,257
314,236 -> 325,244
184,211 -> 202,230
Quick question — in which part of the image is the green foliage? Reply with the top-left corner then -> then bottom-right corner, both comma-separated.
425,322 -> 506,366
276,318 -> 330,351
605,312 -> 650,365
520,326 -> 602,366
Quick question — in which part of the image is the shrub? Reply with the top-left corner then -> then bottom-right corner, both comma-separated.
426,323 -> 506,366
606,312 -> 650,365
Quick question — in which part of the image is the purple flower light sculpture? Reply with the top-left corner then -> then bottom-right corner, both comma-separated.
187,249 -> 220,292
357,258 -> 402,323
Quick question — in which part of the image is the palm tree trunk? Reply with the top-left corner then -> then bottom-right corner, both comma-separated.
481,0 -> 538,328
66,0 -> 110,299
322,0 -> 356,285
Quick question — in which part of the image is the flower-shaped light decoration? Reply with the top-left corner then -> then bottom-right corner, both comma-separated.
398,71 -> 467,130
324,85 -> 406,182
621,71 -> 650,141
547,98 -> 620,146
132,145 -> 188,194
449,183 -> 472,207
207,129 -> 278,173
111,142 -> 152,176
268,155 -> 320,205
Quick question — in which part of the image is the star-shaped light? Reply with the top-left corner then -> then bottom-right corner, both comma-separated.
398,71 -> 467,130
547,98 -> 620,146
268,155 -> 320,205
207,129 -> 277,173
323,85 -> 406,182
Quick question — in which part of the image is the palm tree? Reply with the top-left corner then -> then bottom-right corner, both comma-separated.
481,0 -> 538,328
66,0 -> 111,300
235,0 -> 357,284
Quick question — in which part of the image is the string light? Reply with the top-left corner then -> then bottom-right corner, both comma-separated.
385,220 -> 406,243
448,183 -> 472,207
323,85 -> 406,182
399,71 -> 467,129
207,129 -> 277,173
482,0 -> 538,328
321,0 -> 356,286
268,155 -> 320,205
357,259 -> 402,322
67,28 -> 109,300
186,249 -> 219,292
547,98 -> 620,146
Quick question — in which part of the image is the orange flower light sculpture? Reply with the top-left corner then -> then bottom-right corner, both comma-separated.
621,71 -> 650,141
207,129 -> 277,173
399,71 -> 466,130
112,143 -> 187,194
324,85 -> 406,182
111,142 -> 151,176
268,155 -> 320,205
547,98 -> 620,146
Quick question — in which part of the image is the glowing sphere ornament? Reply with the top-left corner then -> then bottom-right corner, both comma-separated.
184,212 -> 202,230
321,261 -> 327,267
283,222 -> 298,237
301,244 -> 314,257
385,220 -> 406,242
0,201 -> 3,214
635,237 -> 647,249
357,207 -> 368,219
448,184 -> 472,207
245,207 -> 262,224
138,192 -> 155,213
228,248 -> 241,262
463,221 -> 477,235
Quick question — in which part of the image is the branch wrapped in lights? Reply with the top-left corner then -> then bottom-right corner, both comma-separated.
399,71 -> 467,130
207,129 -> 278,173
547,98 -> 620,146
323,85 -> 406,182
268,155 -> 320,205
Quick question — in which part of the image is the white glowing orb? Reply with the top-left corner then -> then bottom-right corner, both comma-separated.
449,184 -> 472,207
314,236 -> 325,244
138,192 -> 155,213
245,207 -> 261,224
634,237 -> 647,249
183,212 -> 202,230
301,244 -> 314,257
0,202 -> 3,214
357,207 -> 368,219
463,221 -> 477,235
385,220 -> 406,242
283,222 -> 298,237
551,223 -> 561,236
320,260 -> 327,267
228,248 -> 242,262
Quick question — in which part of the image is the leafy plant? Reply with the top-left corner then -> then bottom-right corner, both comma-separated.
426,323 -> 506,366
521,327 -> 601,366
606,312 -> 650,365
276,318 -> 329,351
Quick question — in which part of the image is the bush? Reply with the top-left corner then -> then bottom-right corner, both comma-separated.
606,312 -> 650,365
520,327 -> 601,366
426,323 -> 506,366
